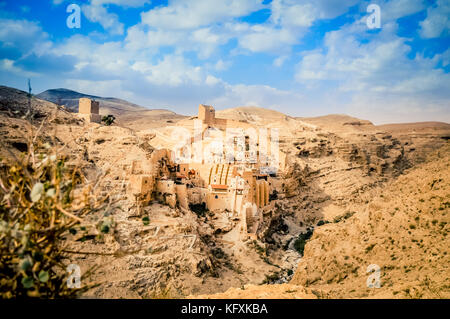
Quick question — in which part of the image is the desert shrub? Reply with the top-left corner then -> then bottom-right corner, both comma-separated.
365,243 -> 376,253
101,115 -> 115,126
261,271 -> 281,284
142,216 -> 150,225
333,211 -> 356,223
211,247 -> 226,259
251,240 -> 268,256
293,228 -> 314,255
317,220 -> 330,226
0,141 -> 110,298
189,203 -> 208,217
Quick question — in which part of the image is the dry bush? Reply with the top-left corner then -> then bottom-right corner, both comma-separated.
0,120 -> 112,298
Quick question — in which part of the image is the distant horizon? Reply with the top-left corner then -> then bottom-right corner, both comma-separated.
2,82 -> 449,126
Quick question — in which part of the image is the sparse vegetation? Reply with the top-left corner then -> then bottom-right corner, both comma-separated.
333,211 -> 356,223
102,114 -> 116,126
261,271 -> 281,284
189,203 -> 208,217
0,125 -> 111,297
365,243 -> 376,253
317,220 -> 329,226
293,229 -> 314,255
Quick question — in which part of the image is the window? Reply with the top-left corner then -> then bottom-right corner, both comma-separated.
215,195 -> 218,199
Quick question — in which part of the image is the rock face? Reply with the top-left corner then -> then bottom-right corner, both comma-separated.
190,145 -> 450,299
290,145 -> 450,298
186,109 -> 449,299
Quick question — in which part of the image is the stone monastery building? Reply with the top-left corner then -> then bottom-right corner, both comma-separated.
78,98 -> 285,239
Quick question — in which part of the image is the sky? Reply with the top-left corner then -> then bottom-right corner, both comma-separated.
0,0 -> 449,124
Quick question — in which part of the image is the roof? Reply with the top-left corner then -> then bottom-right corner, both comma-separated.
211,184 -> 228,190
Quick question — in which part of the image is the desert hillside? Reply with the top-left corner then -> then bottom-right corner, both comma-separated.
0,85 -> 448,299
216,106 -> 291,123
191,134 -> 449,299
289,143 -> 449,298
36,88 -> 186,130
36,88 -> 148,115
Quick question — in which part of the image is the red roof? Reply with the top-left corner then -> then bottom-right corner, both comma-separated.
211,184 -> 228,190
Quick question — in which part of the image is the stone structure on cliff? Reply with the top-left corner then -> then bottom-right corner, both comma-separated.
127,104 -> 285,239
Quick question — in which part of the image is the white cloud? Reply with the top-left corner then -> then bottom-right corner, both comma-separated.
125,0 -> 364,58
208,81 -> 305,111
0,58 -> 37,77
295,52 -> 327,80
0,18 -> 49,54
205,75 -> 221,86
132,54 -> 205,86
235,0 -> 360,54
373,0 -> 425,22
273,55 -> 288,67
127,0 -> 266,58
141,0 -> 264,30
272,0 -> 359,25
294,20 -> 450,123
79,0 -> 150,35
125,25 -> 181,51
46,29 -> 308,114
271,1 -> 317,27
124,24 -> 229,59
419,0 -> 450,38
82,3 -> 124,35
214,59 -> 231,71
442,48 -> 450,66
238,24 -> 298,53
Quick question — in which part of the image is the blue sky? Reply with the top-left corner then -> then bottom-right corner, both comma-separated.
0,0 -> 449,123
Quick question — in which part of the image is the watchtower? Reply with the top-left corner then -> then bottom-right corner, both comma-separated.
78,98 -> 101,123
198,104 -> 215,125
79,98 -> 99,114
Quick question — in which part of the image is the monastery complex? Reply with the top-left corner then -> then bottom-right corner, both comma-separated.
78,100 -> 288,239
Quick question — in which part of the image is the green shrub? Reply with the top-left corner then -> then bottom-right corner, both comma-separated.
293,229 -> 313,255
101,114 -> 116,126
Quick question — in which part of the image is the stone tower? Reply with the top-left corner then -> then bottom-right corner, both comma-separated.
198,104 -> 215,125
78,98 -> 101,123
